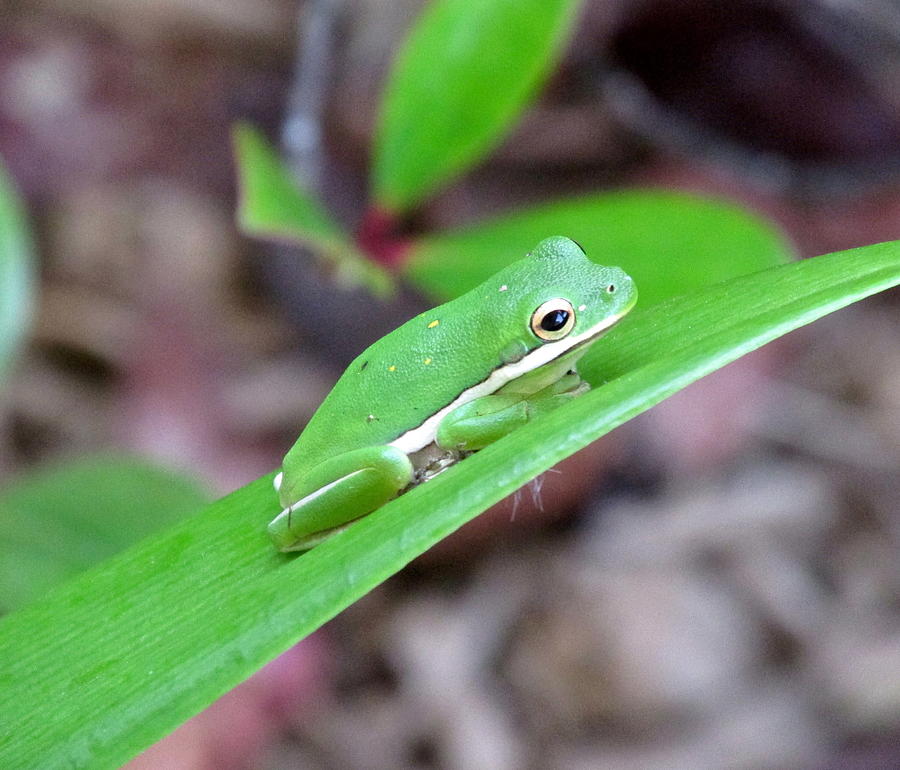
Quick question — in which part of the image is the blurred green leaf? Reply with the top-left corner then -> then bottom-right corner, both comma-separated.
407,190 -> 793,305
232,123 -> 394,297
1,239 -> 897,769
0,160 -> 34,380
372,0 -> 582,213
0,455 -> 209,612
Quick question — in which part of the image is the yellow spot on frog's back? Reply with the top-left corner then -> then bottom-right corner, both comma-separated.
388,365 -> 396,372
427,319 -> 440,328
423,357 -> 432,365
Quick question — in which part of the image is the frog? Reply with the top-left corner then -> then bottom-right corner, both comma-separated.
269,236 -> 637,551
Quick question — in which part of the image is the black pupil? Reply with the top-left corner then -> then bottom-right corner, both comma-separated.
541,309 -> 569,332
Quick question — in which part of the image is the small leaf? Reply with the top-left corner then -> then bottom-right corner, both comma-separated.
0,455 -> 210,612
372,0 -> 582,213
232,123 -> 394,297
0,240 -> 897,768
407,190 -> 793,304
0,160 -> 35,380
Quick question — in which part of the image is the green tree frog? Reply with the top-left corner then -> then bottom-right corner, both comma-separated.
269,236 -> 637,551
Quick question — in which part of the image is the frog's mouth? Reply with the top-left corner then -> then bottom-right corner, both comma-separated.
389,308 -> 630,455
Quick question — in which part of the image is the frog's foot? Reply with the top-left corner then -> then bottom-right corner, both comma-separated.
410,446 -> 461,485
553,370 -> 590,396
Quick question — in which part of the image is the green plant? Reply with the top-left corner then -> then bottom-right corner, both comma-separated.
0,240 -> 898,768
0,160 -> 212,763
1,1 -> 899,767
0,160 -> 34,382
233,0 -> 792,303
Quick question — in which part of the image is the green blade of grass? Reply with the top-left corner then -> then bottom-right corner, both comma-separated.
406,190 -> 793,305
0,240 -> 898,769
0,160 -> 34,380
232,123 -> 394,297
372,0 -> 582,213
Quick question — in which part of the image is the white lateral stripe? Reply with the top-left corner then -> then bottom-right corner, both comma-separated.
388,311 -> 625,454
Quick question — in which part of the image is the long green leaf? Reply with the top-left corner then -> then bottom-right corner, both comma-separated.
1,241 -> 898,768
0,161 -> 34,379
407,190 -> 793,305
232,124 -> 394,297
372,0 -> 582,213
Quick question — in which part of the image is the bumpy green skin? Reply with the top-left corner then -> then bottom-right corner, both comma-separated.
270,236 -> 637,551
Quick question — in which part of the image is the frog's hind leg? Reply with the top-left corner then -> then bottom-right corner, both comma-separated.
269,446 -> 413,552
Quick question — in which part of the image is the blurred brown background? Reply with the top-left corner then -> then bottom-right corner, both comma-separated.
1,0 -> 899,768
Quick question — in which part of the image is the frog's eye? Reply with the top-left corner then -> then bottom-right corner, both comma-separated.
531,298 -> 576,341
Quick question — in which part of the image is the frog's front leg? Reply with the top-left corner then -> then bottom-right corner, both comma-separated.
269,446 -> 413,552
436,372 -> 589,451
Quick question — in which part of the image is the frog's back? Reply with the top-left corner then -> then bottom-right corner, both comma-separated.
282,236 -> 633,477
283,293 -> 512,473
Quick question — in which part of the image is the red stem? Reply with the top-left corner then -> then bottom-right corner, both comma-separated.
356,206 -> 413,270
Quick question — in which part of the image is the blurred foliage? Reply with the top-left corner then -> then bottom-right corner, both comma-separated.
233,124 -> 394,297
1,240 -> 898,769
409,191 -> 793,305
372,0 -> 581,213
0,455 -> 210,612
0,161 -> 208,615
233,0 -> 789,305
0,158 -> 34,382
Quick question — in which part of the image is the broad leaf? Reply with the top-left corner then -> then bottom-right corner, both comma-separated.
407,190 -> 793,305
0,455 -> 209,612
233,124 -> 394,297
0,240 -> 897,769
372,0 -> 582,213
0,161 -> 34,379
